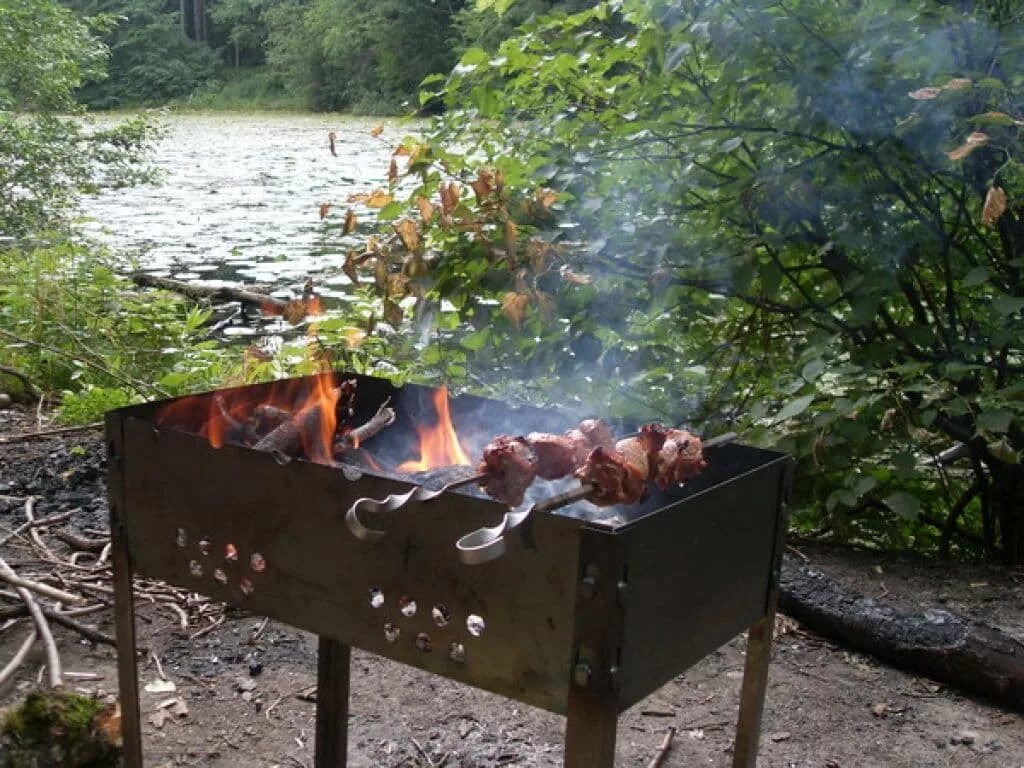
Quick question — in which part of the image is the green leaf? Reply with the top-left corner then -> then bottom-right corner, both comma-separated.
993,295 -> 1024,316
459,47 -> 491,67
801,358 -> 825,382
963,267 -> 989,287
461,328 -> 490,352
772,394 -> 815,423
976,408 -> 1013,434
884,491 -> 922,520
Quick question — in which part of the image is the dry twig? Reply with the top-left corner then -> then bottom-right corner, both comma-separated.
646,726 -> 676,768
0,556 -> 62,687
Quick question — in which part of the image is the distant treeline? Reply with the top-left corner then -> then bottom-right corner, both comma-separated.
61,1 -> 596,112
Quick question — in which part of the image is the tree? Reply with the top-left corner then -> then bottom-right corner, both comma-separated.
0,0 -> 151,234
364,0 -> 1024,562
64,1 -> 218,107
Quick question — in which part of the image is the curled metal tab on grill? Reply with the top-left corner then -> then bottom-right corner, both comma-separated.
344,487 -> 418,541
456,505 -> 533,565
344,473 -> 486,541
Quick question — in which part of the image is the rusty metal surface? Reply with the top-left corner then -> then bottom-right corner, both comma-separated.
114,410 -> 583,714
615,445 -> 790,710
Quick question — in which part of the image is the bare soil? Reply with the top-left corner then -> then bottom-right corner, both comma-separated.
0,404 -> 1022,768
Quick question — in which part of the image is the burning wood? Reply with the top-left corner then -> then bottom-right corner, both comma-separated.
334,400 -> 395,452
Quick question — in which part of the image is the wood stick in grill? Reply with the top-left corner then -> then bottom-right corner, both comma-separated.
334,400 -> 396,453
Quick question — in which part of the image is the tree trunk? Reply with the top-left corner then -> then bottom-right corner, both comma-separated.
779,555 -> 1024,712
193,0 -> 205,43
990,460 -> 1024,567
179,0 -> 188,37
235,42 -> 240,69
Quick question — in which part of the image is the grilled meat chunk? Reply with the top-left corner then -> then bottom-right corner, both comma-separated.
527,419 -> 614,480
652,428 -> 706,489
575,437 -> 650,506
476,435 -> 537,507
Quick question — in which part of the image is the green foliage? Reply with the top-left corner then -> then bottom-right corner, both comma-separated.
0,689 -> 119,767
264,0 -> 467,113
0,243 -> 244,422
66,1 -> 218,108
359,0 -> 1024,562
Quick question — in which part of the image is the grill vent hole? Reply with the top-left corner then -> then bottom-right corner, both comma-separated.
384,623 -> 400,643
399,596 -> 417,618
466,614 -> 486,637
250,553 -> 266,572
213,568 -> 227,584
369,588 -> 384,609
431,604 -> 450,627
448,642 -> 466,663
188,560 -> 203,578
175,528 -> 187,548
240,578 -> 254,596
198,539 -> 211,556
416,633 -> 432,652
224,543 -> 238,562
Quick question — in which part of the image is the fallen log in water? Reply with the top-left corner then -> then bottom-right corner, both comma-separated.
779,555 -> 1024,711
130,272 -> 289,314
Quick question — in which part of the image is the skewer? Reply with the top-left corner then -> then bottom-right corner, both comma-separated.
530,431 -> 737,514
456,431 -> 738,564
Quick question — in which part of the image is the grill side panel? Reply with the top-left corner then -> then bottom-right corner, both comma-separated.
118,417 -> 581,714
617,451 -> 789,709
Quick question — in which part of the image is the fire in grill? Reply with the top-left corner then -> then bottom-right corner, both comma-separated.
107,370 -> 792,767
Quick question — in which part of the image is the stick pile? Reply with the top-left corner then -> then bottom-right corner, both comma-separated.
0,497 -> 223,688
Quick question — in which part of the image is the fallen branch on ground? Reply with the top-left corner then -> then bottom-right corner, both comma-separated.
0,556 -> 62,687
779,554 -> 1024,711
646,726 -> 676,768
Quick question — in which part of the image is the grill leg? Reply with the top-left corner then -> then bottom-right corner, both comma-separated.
564,687 -> 617,768
315,636 -> 351,767
111,514 -> 143,768
732,612 -> 776,768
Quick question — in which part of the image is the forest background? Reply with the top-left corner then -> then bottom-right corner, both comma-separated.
1,0 -> 1022,569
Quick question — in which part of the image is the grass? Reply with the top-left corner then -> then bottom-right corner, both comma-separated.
172,67 -> 307,112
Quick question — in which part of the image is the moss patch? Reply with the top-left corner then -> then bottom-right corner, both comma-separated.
0,689 -> 120,768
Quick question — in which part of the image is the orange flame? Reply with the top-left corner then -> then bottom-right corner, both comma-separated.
156,372 -> 341,465
397,386 -> 471,471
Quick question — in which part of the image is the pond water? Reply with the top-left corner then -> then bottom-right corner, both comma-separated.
79,112 -> 415,305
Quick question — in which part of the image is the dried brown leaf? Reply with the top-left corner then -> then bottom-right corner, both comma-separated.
535,188 -> 558,210
347,189 -> 393,208
374,256 -> 388,290
328,131 -> 337,157
402,251 -> 428,279
504,218 -> 518,261
343,250 -> 360,285
393,144 -> 411,156
283,300 -> 308,325
944,77 -> 972,91
947,132 -> 989,161
982,186 -> 1008,226
417,196 -> 435,225
386,273 -> 410,299
560,264 -> 593,285
471,168 -> 495,203
343,207 -> 357,235
388,157 -> 399,187
370,124 -> 384,138
383,299 -> 403,327
394,219 -> 420,251
440,182 -> 461,213
318,202 -> 332,220
501,291 -> 529,328
908,86 -> 942,100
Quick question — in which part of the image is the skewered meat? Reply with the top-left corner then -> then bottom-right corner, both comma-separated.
575,425 -> 667,506
527,419 -> 614,479
652,428 -> 706,489
575,444 -> 648,506
476,436 -> 537,507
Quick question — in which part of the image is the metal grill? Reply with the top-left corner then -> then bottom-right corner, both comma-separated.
106,371 -> 792,767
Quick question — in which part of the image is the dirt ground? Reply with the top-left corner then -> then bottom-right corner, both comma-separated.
0,404 -> 1022,768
